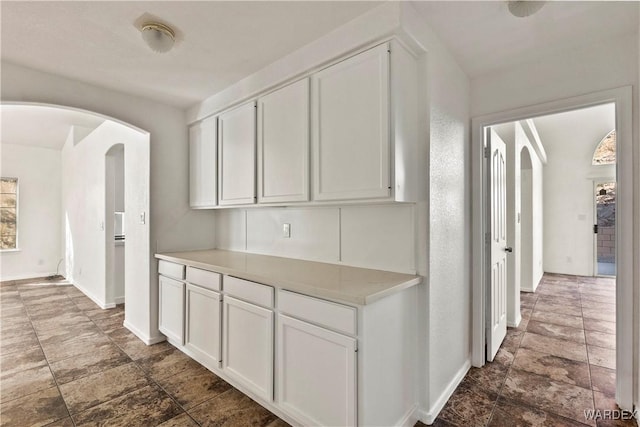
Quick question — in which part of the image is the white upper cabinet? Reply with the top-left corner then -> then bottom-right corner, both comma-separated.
218,102 -> 257,206
312,43 -> 390,201
257,78 -> 310,203
189,39 -> 423,208
189,116 -> 217,208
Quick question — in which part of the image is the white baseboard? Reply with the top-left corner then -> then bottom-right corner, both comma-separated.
421,359 -> 471,424
113,296 -> 125,305
507,313 -> 522,328
1,272 -> 58,282
397,403 -> 419,427
73,281 -> 111,309
123,320 -> 166,345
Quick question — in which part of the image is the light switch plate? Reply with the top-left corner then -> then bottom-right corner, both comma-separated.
283,223 -> 291,238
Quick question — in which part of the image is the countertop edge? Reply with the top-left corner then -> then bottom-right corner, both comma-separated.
155,251 -> 422,306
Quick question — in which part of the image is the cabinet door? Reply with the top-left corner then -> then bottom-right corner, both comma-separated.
257,78 -> 309,203
158,275 -> 184,345
185,284 -> 221,369
218,102 -> 256,206
277,314 -> 357,426
312,43 -> 390,201
189,116 -> 217,208
223,296 -> 273,400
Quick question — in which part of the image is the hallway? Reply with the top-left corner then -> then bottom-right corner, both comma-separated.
432,273 -> 635,427
1,274 -> 635,426
0,277 -> 288,426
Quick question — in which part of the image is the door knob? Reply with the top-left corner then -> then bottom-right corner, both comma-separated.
505,247 -> 513,253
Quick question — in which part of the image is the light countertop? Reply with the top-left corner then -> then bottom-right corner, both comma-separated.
155,249 -> 422,305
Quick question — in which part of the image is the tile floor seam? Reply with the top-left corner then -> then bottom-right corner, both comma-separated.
129,356 -> 201,425
17,285 -> 76,427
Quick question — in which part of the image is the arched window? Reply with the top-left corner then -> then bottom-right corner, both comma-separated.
592,129 -> 616,165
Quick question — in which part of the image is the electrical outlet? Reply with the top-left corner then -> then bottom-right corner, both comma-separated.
283,223 -> 291,238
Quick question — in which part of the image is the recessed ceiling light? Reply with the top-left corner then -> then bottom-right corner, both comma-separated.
141,22 -> 175,53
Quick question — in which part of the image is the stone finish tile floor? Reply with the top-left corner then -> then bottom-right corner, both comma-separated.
426,273 -> 637,427
0,277 -> 287,427
2,274 -> 636,427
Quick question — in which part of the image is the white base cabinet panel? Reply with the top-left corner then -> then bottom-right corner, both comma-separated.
185,284 -> 222,370
223,296 -> 274,401
158,275 -> 184,345
277,314 -> 357,427
156,257 -> 420,427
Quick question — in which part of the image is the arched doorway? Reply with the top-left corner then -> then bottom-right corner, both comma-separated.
106,144 -> 125,306
1,102 -> 150,328
520,147 -> 534,292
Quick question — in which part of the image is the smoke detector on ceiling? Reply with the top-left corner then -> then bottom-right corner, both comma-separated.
507,1 -> 546,18
140,22 -> 175,53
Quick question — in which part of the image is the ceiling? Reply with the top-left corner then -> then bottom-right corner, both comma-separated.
1,1 -> 635,150
2,1 -> 637,108
1,1 -> 380,109
412,1 -> 639,78
533,103 -> 615,156
1,105 -> 104,149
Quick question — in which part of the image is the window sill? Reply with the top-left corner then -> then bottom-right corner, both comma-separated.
0,248 -> 21,253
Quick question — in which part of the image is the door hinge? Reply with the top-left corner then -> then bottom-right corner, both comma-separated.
484,146 -> 490,158
485,232 -> 490,245
593,224 -> 598,234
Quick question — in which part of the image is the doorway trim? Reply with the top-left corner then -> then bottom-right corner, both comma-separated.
470,87 -> 634,410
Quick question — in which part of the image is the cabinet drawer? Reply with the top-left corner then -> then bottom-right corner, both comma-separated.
186,267 -> 221,291
158,260 -> 185,280
224,276 -> 274,308
278,290 -> 356,336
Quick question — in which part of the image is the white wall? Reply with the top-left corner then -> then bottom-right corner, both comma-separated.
400,4 -> 471,423
216,204 -> 416,274
0,144 -> 61,280
471,34 -> 638,117
492,122 -> 544,320
636,8 -> 640,411
1,62 -> 217,343
534,104 -> 615,276
62,121 -> 148,310
194,2 -> 471,423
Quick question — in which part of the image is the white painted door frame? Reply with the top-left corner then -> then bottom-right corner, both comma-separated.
470,87 -> 635,411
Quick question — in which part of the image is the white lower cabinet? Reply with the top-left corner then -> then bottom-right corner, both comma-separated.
157,258 -> 417,427
185,284 -> 222,369
158,275 -> 185,345
277,313 -> 357,426
223,295 -> 274,401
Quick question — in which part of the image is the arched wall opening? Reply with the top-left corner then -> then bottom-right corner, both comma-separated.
1,102 -> 150,332
520,147 -> 534,293
106,144 -> 125,306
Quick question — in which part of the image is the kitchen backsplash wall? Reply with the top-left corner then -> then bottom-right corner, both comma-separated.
215,204 -> 416,274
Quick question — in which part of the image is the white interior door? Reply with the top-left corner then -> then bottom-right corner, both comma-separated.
487,128 -> 508,361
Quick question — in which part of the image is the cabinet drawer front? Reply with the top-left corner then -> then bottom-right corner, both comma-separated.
186,267 -> 221,291
278,290 -> 356,336
158,260 -> 185,280
224,276 -> 274,308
